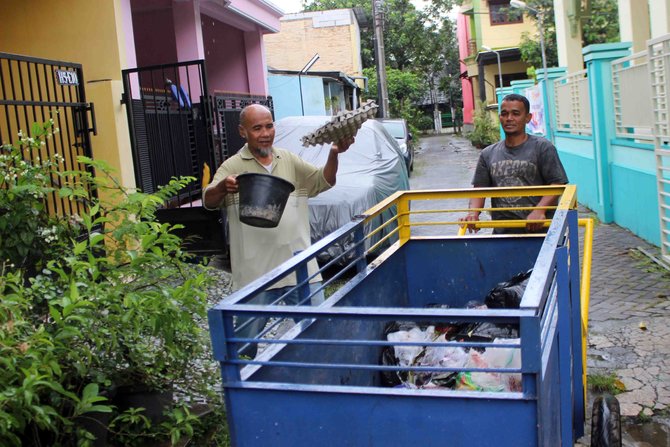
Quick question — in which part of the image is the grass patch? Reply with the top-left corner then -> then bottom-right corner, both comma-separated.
636,409 -> 653,423
588,372 -> 626,395
629,249 -> 670,279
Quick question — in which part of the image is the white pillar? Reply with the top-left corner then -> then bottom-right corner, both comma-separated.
618,0 -> 651,53
649,0 -> 670,39
554,0 -> 584,73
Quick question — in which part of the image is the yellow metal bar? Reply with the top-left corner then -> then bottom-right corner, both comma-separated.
579,217 -> 594,406
397,195 -> 411,245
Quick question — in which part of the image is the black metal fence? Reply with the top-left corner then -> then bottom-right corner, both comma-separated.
0,52 -> 96,218
121,60 -> 273,205
211,93 -> 274,160
122,60 -> 214,204
121,60 -> 272,256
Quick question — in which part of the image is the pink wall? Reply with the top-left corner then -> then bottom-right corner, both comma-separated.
132,7 -> 177,67
227,0 -> 281,33
243,30 -> 268,95
202,15 -> 249,93
457,13 -> 474,125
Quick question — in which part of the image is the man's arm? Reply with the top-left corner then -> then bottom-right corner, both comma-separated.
203,175 -> 238,209
322,136 -> 355,185
459,196 -> 486,233
525,187 -> 562,232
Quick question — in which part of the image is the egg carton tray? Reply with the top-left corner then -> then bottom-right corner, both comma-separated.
301,100 -> 379,147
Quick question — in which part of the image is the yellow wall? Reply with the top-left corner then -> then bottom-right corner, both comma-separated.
0,0 -> 136,189
478,3 -> 536,50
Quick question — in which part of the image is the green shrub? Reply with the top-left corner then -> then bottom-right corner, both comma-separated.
0,122 -> 223,446
467,101 -> 500,148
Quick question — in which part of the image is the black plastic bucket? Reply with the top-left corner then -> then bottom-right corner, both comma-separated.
237,173 -> 295,228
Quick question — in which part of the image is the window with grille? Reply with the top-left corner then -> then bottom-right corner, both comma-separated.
489,0 -> 523,25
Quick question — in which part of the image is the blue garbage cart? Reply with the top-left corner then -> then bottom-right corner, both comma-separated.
208,185 -> 587,446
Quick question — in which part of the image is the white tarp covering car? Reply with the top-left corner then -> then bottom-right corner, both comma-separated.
274,115 -> 410,264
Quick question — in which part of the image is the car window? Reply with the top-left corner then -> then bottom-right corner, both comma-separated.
381,122 -> 406,139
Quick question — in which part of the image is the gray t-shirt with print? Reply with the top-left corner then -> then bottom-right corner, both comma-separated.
471,134 -> 568,228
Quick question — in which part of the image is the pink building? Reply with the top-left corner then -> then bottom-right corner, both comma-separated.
456,12 -> 475,128
129,0 -> 281,95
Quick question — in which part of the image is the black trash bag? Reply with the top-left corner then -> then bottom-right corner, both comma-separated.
454,321 -> 520,343
380,346 -> 405,387
484,270 -> 533,309
425,303 -> 467,336
380,320 -> 421,387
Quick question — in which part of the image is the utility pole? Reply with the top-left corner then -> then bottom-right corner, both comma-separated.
373,0 -> 389,118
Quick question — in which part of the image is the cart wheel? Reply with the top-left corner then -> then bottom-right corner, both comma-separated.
590,394 -> 621,447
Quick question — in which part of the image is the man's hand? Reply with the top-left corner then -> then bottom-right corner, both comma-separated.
331,136 -> 355,154
203,175 -> 237,208
525,209 -> 547,232
459,212 -> 480,234
219,175 -> 239,194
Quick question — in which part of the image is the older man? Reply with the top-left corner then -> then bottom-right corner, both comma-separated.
203,104 -> 353,356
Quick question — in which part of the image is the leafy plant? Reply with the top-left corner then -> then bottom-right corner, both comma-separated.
467,101 -> 500,148
0,122 -> 223,445
0,121 -> 77,277
588,372 -> 625,395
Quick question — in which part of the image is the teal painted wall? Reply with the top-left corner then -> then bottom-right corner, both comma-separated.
610,142 -> 660,245
536,42 -> 662,248
555,133 -> 599,211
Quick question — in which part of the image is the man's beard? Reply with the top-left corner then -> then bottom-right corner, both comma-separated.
254,146 -> 271,157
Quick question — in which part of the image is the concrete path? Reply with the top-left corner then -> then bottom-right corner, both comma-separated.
412,133 -> 670,446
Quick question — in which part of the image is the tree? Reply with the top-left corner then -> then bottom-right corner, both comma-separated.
517,0 -> 558,70
518,0 -> 620,71
582,0 -> 619,45
304,0 -> 461,128
304,0 -> 457,72
363,66 -> 425,119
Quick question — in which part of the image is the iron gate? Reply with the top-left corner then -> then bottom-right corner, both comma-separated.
121,60 -> 215,203
121,59 -> 274,202
0,52 -> 97,218
121,59 -> 273,255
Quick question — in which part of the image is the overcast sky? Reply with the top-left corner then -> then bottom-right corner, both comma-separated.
269,0 -> 431,14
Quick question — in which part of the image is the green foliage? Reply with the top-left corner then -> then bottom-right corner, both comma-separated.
304,0 -> 461,127
519,0 -> 619,71
0,122 -> 77,276
364,66 -> 427,132
0,123 -> 222,445
582,0 -> 620,45
588,372 -> 626,395
517,0 -> 558,70
467,102 -> 500,148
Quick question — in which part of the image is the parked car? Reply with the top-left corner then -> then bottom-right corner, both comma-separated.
375,118 -> 414,173
274,115 -> 410,264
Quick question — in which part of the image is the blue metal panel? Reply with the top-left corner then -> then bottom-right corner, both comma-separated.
209,193 -> 585,446
226,387 -> 538,447
537,323 -> 561,446
556,246 -> 574,446
403,238 -> 543,308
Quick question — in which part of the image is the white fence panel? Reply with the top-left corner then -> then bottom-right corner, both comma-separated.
649,34 -> 670,260
555,70 -> 591,135
612,51 -> 654,141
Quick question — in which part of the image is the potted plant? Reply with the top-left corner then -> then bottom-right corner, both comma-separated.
1,122 -> 225,446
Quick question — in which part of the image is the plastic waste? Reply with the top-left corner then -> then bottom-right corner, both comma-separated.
484,270 -> 532,309
456,338 -> 522,392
